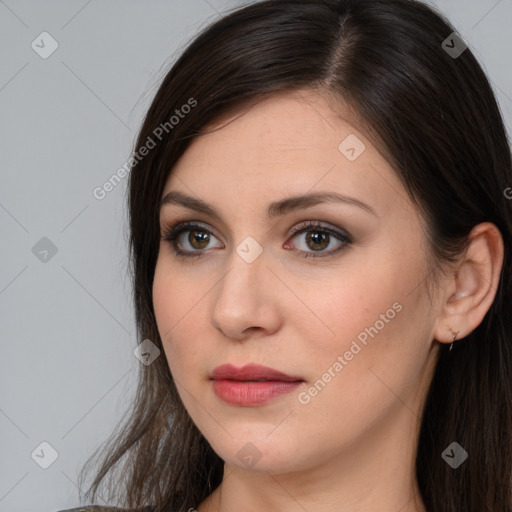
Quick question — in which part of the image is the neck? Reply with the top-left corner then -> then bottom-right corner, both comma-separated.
197,401 -> 427,512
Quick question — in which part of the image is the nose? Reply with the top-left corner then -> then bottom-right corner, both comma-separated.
210,244 -> 282,341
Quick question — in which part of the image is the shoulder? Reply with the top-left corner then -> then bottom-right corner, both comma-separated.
56,508 -> 118,512
56,508 -> 123,512
56,507 -> 155,512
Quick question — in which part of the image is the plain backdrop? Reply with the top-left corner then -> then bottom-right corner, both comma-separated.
1,0 -> 511,511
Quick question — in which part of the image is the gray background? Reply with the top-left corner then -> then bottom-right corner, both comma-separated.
1,1 -> 511,511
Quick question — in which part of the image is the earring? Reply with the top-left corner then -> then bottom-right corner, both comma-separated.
448,327 -> 459,351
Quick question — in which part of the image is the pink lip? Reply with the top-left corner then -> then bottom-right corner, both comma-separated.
210,364 -> 304,406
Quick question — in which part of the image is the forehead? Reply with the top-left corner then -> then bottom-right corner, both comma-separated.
162,89 -> 408,217
193,90 -> 365,155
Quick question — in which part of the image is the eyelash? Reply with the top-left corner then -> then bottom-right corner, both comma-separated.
161,220 -> 353,260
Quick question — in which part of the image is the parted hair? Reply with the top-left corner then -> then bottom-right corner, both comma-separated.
77,1 -> 512,511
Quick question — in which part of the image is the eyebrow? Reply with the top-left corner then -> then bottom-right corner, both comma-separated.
159,190 -> 377,219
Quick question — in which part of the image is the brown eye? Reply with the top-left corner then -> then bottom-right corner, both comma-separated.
285,221 -> 352,259
161,222 -> 223,257
303,231 -> 330,251
162,220 -> 352,259
186,229 -> 211,250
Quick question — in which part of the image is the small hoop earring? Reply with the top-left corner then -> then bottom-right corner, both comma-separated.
448,328 -> 459,351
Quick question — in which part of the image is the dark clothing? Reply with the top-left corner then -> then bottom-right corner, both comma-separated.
57,507 -> 155,512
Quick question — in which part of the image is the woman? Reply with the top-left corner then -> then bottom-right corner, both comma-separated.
67,0 -> 512,511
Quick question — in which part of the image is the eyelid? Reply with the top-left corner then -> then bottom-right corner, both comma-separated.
288,219 -> 351,239
161,217 -> 349,239
161,219 -> 352,258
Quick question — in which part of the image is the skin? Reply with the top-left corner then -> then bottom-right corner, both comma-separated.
152,89 -> 504,512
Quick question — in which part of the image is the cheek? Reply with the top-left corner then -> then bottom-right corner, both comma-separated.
295,241 -> 428,402
303,260 -> 409,352
153,255 -> 221,390
297,254 -> 430,417
153,259 -> 197,371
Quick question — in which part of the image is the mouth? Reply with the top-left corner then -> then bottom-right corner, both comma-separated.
210,363 -> 303,382
210,364 -> 304,406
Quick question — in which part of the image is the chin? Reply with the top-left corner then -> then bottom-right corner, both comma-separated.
204,428 -> 318,474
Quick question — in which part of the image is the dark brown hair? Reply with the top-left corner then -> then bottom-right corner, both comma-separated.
77,1 -> 512,511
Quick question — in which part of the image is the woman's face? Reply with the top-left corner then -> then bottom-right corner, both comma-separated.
153,89 -> 442,474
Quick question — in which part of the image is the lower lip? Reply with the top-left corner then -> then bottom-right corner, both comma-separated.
212,379 -> 302,406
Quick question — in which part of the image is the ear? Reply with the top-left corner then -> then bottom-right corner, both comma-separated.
433,222 -> 504,345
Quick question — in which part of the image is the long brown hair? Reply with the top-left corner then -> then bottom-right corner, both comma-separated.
77,1 -> 512,510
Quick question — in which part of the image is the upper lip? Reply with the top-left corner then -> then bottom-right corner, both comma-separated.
210,364 -> 303,382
